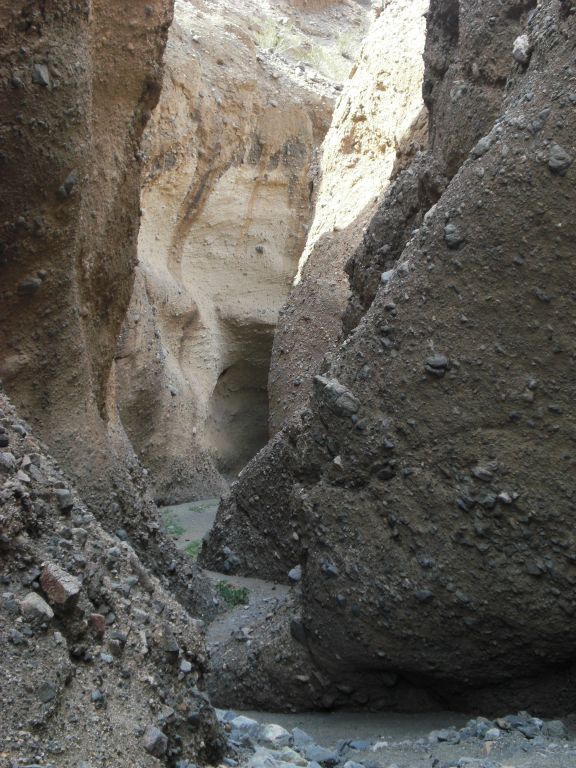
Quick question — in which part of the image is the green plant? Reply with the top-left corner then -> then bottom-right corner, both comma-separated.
336,30 -> 357,61
253,16 -> 356,82
216,581 -> 249,607
254,18 -> 283,51
162,512 -> 185,538
185,540 -> 202,560
191,499 -> 217,514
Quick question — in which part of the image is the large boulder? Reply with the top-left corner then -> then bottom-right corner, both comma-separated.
296,0 -> 576,713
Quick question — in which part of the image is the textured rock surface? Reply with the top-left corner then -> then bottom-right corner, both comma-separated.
344,0 -> 541,331
216,708 -> 576,768
202,0 -> 429,578
0,0 -> 205,602
204,0 -> 576,714
269,0 -> 429,433
201,425 -> 304,580
0,391 -> 224,767
115,0 -> 369,504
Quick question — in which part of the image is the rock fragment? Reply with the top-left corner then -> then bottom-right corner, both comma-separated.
313,376 -> 359,417
0,452 -> 16,473
425,354 -> 450,377
548,144 -> 572,176
37,681 -> 58,703
32,63 -> 51,86
57,170 -> 78,199
304,744 -> 339,765
20,592 -> 54,622
513,34 -> 532,64
54,488 -> 74,511
470,135 -> 492,159
258,723 -> 291,748
444,223 -> 465,249
17,276 -> 43,295
288,564 -> 302,584
142,725 -> 168,757
40,563 -> 81,608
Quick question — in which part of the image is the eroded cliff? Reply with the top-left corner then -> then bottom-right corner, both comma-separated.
0,0 -> 204,597
203,0 -> 576,716
269,0 -> 429,433
115,0 -> 369,504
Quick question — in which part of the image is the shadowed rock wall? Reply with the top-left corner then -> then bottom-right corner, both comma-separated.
0,390 -> 224,766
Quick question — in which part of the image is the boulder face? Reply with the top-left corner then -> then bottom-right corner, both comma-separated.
269,0 -> 429,434
204,0 -> 576,714
114,0 -> 368,504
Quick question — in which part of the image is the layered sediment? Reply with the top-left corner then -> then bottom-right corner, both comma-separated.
115,0 -> 368,504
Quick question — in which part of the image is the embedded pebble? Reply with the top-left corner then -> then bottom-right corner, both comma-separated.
20,592 -> 54,622
548,144 -> 572,176
142,725 -> 168,757
513,34 -> 532,64
444,223 -> 465,249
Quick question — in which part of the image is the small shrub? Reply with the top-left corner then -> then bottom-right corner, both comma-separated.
255,18 -> 283,51
336,31 -> 357,61
253,15 -> 359,82
216,581 -> 249,607
162,513 -> 185,538
185,540 -> 202,560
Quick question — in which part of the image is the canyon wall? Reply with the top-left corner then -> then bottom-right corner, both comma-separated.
269,0 -> 428,433
115,0 -> 371,505
203,0 -> 429,579
203,0 -> 576,715
0,3 -> 229,762
0,0 -> 219,614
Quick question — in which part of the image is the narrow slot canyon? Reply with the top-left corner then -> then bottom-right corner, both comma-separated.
1,1 -> 576,767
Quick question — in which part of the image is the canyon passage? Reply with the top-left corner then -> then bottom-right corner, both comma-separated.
1,1 -> 576,768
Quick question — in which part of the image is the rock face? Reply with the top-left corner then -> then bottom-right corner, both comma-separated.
269,0 -> 429,433
115,0 -> 368,504
202,0 -> 429,579
0,391 -> 224,766
0,0 -> 196,591
203,0 -> 576,715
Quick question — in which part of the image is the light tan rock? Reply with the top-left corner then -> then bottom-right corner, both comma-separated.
115,0 -> 369,503
268,0 -> 429,432
20,592 -> 54,623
